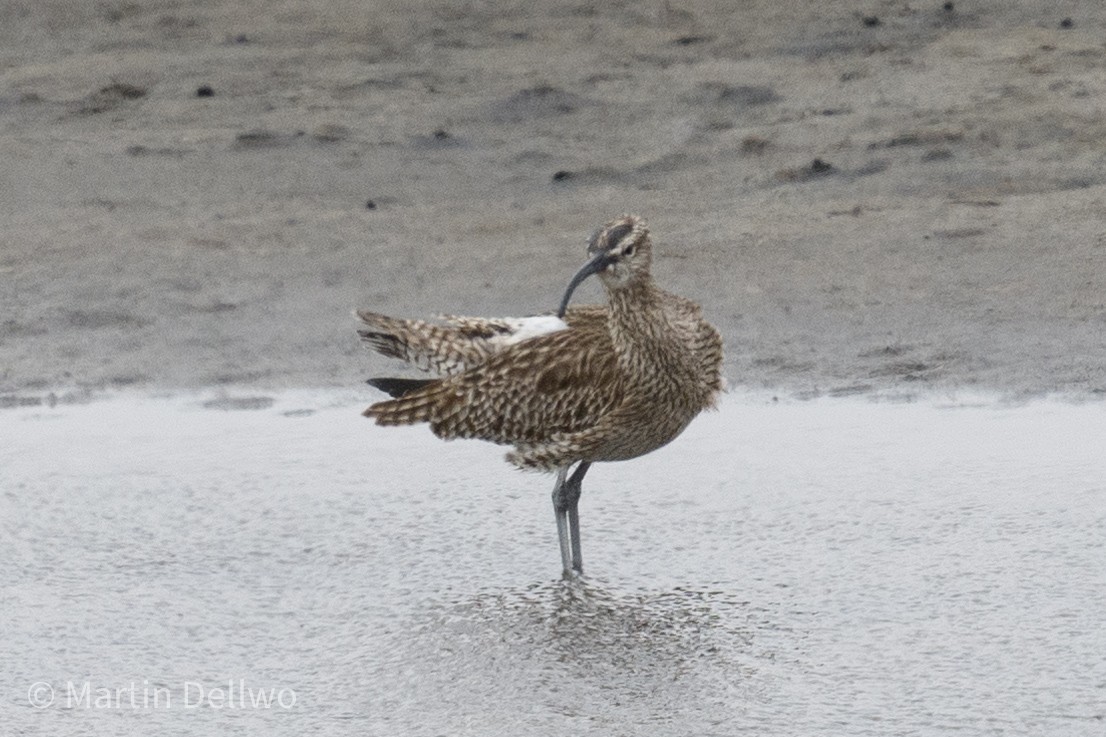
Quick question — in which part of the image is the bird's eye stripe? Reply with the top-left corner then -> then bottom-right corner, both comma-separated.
603,223 -> 633,250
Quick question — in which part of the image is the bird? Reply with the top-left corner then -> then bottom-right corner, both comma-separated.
358,214 -> 724,577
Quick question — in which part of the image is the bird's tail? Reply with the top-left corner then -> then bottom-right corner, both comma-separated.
366,377 -> 435,398
363,379 -> 461,427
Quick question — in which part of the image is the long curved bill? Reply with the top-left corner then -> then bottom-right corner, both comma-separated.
556,251 -> 613,318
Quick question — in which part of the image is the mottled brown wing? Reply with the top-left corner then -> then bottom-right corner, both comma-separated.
365,314 -> 624,446
560,304 -> 606,328
438,306 -> 607,338
359,306 -> 607,377
357,310 -> 495,375
437,314 -> 522,338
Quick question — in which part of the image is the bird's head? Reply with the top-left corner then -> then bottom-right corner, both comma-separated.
557,215 -> 652,317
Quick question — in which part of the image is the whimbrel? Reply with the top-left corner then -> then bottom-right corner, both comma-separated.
359,215 -> 723,576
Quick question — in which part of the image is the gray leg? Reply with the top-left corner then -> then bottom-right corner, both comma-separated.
568,504 -> 583,574
563,462 -> 592,575
551,467 -> 573,576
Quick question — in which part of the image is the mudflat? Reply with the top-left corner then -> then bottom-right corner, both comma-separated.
3,2 -> 1104,402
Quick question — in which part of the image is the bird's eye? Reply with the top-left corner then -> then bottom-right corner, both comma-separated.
624,244 -> 635,256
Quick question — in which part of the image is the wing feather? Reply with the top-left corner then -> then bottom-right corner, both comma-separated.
365,316 -> 622,446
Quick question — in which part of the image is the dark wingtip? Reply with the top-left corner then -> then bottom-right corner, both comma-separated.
358,330 -> 407,359
366,377 -> 435,398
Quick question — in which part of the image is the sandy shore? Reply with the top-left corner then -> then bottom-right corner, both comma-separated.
3,1 -> 1105,404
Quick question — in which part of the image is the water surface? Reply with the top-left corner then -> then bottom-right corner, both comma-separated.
2,393 -> 1104,735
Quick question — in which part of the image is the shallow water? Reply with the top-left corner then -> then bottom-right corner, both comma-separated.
2,393 -> 1104,735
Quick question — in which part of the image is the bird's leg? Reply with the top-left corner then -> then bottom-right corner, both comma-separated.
552,462 -> 592,577
551,466 -> 573,577
564,462 -> 591,575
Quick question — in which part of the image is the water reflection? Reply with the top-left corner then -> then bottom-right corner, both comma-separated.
370,577 -> 765,733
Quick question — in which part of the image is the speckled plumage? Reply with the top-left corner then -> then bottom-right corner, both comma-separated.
360,215 -> 724,472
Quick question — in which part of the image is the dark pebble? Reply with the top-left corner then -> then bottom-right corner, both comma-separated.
673,35 -> 711,46
196,85 -> 214,97
862,16 -> 880,27
1059,18 -> 1073,29
433,129 -> 450,140
365,200 -> 377,210
234,34 -> 249,44
943,1 -> 954,11
552,170 -> 575,182
811,158 -> 834,174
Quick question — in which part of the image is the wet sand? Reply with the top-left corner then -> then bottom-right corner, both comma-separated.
3,2 -> 1106,402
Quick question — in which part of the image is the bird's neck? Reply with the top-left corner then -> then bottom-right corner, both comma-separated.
606,277 -> 659,321
606,277 -> 678,358
606,276 -> 701,389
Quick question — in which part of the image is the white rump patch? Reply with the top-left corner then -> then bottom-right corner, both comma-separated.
493,315 -> 568,346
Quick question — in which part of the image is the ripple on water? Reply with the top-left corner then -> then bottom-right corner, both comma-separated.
365,577 -> 777,735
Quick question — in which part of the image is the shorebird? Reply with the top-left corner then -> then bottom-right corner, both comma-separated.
358,215 -> 723,576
